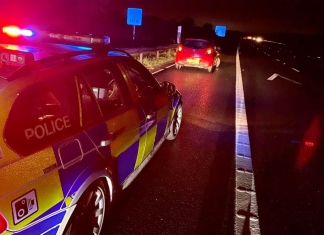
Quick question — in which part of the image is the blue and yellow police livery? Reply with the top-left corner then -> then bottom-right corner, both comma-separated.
0,27 -> 182,235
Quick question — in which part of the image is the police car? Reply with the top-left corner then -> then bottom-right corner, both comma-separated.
0,26 -> 182,235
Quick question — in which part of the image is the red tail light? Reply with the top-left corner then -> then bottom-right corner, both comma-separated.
206,48 -> 213,54
177,46 -> 183,52
0,213 -> 8,234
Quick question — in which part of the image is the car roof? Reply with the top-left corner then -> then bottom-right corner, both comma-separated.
184,38 -> 210,42
0,43 -> 91,61
0,41 -> 131,88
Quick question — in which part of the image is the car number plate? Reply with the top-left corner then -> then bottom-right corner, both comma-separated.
187,58 -> 200,64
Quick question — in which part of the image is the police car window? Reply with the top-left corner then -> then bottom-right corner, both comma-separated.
82,65 -> 125,118
122,63 -> 159,98
4,75 -> 79,156
78,76 -> 102,126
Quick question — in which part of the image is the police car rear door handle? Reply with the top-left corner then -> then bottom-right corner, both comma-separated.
146,110 -> 156,120
101,132 -> 117,146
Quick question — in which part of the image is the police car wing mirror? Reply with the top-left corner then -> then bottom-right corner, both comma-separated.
139,86 -> 155,99
160,81 -> 176,96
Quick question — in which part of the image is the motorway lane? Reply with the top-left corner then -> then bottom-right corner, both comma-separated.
239,41 -> 324,234
103,53 -> 237,235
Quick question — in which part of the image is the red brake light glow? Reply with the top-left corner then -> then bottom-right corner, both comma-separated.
177,46 -> 182,52
2,26 -> 34,37
206,48 -> 212,54
0,213 -> 8,234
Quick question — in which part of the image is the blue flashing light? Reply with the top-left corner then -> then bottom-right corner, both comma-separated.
63,45 -> 92,51
20,29 -> 34,37
73,46 -> 92,51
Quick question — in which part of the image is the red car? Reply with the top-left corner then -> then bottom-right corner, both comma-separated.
175,38 -> 220,73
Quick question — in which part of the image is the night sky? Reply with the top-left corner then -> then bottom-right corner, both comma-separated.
0,0 -> 323,34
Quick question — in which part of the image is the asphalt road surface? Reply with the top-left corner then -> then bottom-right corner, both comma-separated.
103,52 -> 237,235
240,41 -> 324,235
103,40 -> 324,235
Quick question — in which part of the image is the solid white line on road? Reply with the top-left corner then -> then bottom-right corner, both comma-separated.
235,47 -> 261,235
263,40 -> 286,45
292,68 -> 300,72
152,64 -> 174,75
152,69 -> 164,74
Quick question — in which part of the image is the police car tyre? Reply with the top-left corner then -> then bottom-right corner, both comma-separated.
166,103 -> 182,140
63,180 -> 108,235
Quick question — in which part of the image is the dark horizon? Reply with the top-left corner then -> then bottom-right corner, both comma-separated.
0,0 -> 323,36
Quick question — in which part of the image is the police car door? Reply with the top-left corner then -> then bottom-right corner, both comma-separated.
80,63 -> 147,187
119,61 -> 170,168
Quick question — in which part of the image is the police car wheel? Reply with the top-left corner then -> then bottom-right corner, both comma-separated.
166,103 -> 182,140
63,181 -> 108,235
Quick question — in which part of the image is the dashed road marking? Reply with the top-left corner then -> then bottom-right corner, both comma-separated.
235,47 -> 261,235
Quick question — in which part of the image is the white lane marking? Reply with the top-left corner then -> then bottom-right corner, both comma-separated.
267,73 -> 278,80
292,68 -> 300,72
235,47 -> 261,235
263,40 -> 286,45
152,69 -> 164,74
267,73 -> 301,85
276,59 -> 280,61
152,64 -> 175,74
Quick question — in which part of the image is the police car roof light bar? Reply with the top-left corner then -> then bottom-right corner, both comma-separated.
2,26 -> 34,37
48,33 -> 110,45
2,26 -> 110,46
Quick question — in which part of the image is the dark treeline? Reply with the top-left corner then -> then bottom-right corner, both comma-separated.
30,2 -> 242,50
1,0 -> 323,50
64,13 -> 240,49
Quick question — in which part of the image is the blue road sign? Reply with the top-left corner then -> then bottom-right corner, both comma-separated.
127,8 -> 143,26
215,26 -> 226,37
